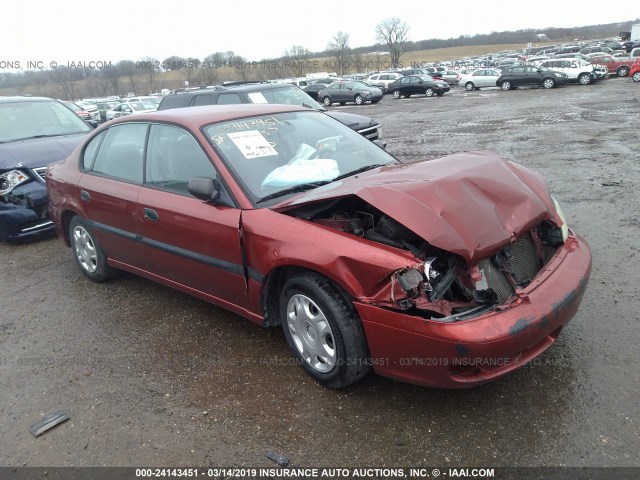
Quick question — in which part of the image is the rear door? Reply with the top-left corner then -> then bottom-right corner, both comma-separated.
77,123 -> 147,267
137,123 -> 248,307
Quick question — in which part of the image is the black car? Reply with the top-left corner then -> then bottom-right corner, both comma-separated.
316,81 -> 383,106
496,66 -> 569,90
302,83 -> 330,100
0,96 -> 92,241
387,75 -> 451,98
158,83 -> 383,142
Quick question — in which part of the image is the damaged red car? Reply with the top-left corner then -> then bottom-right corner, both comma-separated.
46,104 -> 591,389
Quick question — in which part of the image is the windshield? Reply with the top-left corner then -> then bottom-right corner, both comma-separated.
0,100 -> 92,143
204,110 -> 396,205
131,102 -> 156,111
245,85 -> 325,110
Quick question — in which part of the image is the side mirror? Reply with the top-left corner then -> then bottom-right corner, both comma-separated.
372,139 -> 387,150
188,177 -> 220,202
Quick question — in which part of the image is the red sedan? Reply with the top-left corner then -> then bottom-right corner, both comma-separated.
46,104 -> 591,388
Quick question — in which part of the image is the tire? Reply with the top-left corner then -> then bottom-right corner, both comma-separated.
425,87 -> 435,97
500,81 -> 511,91
633,71 -> 640,82
436,92 -> 444,96
578,73 -> 591,85
465,82 -> 475,91
542,78 -> 555,89
617,66 -> 629,77
279,272 -> 370,388
392,89 -> 401,99
354,94 -> 363,105
371,99 -> 380,104
322,96 -> 332,106
69,216 -> 118,282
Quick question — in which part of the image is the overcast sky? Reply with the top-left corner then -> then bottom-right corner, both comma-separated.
2,0 -> 637,66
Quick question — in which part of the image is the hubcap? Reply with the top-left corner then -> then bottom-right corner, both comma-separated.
286,294 -> 336,373
72,225 -> 97,273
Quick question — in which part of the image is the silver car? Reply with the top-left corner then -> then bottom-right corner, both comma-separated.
459,69 -> 502,91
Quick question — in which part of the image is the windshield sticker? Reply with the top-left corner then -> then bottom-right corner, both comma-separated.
227,130 -> 278,159
248,92 -> 268,103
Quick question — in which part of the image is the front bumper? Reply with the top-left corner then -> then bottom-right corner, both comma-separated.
0,178 -> 54,241
355,232 -> 591,388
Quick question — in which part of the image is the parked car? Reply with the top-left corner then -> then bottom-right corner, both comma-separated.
588,55 -> 635,77
106,102 -> 157,121
496,66 -> 569,90
301,83 -> 328,100
94,101 -> 120,122
46,103 -> 592,388
367,72 -> 403,93
158,83 -> 383,143
124,96 -> 161,109
538,59 -> 597,85
0,96 -> 92,241
388,75 -> 451,98
61,100 -> 100,127
439,70 -> 461,85
580,46 -> 613,55
459,69 -> 502,91
317,81 -> 383,106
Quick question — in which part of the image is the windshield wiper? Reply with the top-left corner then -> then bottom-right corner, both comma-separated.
331,163 -> 385,182
256,181 -> 329,204
16,134 -> 64,140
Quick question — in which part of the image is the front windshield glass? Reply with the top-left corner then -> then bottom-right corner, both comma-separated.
0,100 -> 92,142
204,110 -> 396,205
131,102 -> 156,111
246,85 -> 324,110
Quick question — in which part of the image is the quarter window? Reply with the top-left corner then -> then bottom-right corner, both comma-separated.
82,131 -> 106,171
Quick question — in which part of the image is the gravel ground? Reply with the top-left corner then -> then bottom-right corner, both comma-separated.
1,77 -> 639,469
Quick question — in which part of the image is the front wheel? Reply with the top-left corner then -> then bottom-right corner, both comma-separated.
280,272 -> 370,388
578,73 -> 591,85
392,89 -> 401,99
322,96 -> 332,106
633,71 -> 640,82
465,82 -> 475,91
425,87 -> 435,97
542,78 -> 556,89
69,216 -> 118,282
354,94 -> 363,105
617,66 -> 629,77
500,81 -> 511,91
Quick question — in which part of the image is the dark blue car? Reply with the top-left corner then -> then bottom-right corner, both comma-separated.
0,96 -> 92,241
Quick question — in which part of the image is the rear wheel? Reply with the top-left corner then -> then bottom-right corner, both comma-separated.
69,216 -> 118,282
280,272 -> 370,388
354,94 -> 363,105
322,96 -> 332,106
500,81 -> 512,91
617,66 -> 629,77
425,87 -> 435,97
578,73 -> 591,85
542,78 -> 555,89
465,82 -> 475,91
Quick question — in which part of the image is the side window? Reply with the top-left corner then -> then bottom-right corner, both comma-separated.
400,77 -> 410,84
91,123 -> 146,183
82,131 -> 106,171
145,124 -> 216,195
192,94 -> 212,106
217,93 -> 242,104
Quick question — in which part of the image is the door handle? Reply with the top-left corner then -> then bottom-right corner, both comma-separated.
143,208 -> 159,221
80,190 -> 91,201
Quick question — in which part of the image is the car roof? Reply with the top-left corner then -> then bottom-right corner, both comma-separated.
0,96 -> 56,104
105,103 -> 306,129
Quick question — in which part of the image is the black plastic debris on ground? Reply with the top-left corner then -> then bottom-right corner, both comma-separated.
265,451 -> 289,466
29,410 -> 70,437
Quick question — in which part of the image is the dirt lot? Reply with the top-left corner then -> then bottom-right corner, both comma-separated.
1,78 -> 639,469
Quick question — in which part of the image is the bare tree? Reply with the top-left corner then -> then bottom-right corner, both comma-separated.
140,56 -> 159,93
327,31 -> 351,75
117,60 -> 138,93
375,18 -> 410,68
283,45 -> 311,77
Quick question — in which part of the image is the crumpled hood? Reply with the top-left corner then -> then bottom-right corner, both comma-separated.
0,134 -> 87,169
277,151 -> 558,263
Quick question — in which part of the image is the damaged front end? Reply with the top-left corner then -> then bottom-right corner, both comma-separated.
283,194 -> 570,323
